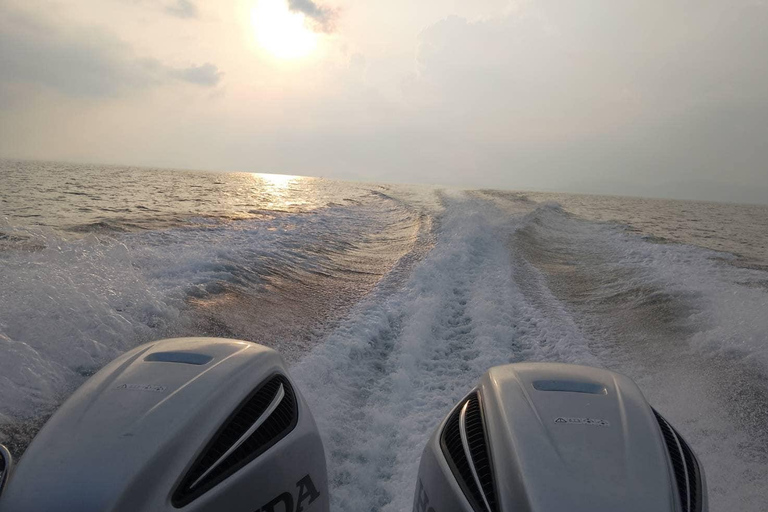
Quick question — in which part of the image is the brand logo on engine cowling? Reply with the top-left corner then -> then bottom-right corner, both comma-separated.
554,416 -> 610,427
253,474 -> 321,512
114,383 -> 166,393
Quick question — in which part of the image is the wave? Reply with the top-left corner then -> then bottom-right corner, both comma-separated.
504,197 -> 768,511
289,194 -> 768,511
0,196 -> 425,434
66,221 -> 131,233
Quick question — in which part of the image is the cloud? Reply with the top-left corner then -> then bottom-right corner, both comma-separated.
287,0 -> 338,32
414,1 -> 768,124
165,0 -> 198,19
172,63 -> 222,86
401,0 -> 768,197
414,2 -> 768,134
0,7 -> 221,98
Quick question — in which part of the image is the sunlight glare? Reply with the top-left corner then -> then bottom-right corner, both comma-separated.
259,173 -> 297,189
251,0 -> 318,59
253,173 -> 303,210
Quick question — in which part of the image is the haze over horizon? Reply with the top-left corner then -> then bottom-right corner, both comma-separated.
2,0 -> 767,204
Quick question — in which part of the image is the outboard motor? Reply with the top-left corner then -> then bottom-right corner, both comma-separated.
414,363 -> 707,512
0,338 -> 328,512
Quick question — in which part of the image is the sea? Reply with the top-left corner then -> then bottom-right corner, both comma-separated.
1,159 -> 767,511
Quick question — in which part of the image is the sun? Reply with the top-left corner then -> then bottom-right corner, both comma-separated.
251,0 -> 318,59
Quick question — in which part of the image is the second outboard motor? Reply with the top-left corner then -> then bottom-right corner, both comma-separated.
414,362 -> 707,512
0,338 -> 328,512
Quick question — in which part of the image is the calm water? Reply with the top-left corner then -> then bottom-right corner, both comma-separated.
1,160 -> 767,511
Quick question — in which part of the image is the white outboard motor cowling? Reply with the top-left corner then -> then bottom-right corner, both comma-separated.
0,338 -> 329,512
414,363 -> 707,512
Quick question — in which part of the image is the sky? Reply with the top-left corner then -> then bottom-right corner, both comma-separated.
1,0 -> 767,203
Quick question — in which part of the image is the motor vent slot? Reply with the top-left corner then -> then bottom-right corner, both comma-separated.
440,392 -> 498,512
172,374 -> 298,507
653,408 -> 703,512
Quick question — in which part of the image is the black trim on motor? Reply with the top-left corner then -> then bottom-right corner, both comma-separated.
0,444 -> 11,497
172,374 -> 299,507
652,408 -> 703,512
440,392 -> 499,512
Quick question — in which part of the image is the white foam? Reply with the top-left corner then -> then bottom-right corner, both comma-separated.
0,200 -> 413,423
509,200 -> 768,511
293,194 -> 768,511
594,224 -> 768,512
291,194 -> 597,511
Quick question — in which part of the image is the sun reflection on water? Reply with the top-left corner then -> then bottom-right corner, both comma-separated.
252,173 -> 305,211
258,173 -> 298,189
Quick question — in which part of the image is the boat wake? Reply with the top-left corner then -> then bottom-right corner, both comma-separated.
291,194 -> 598,511
293,191 -> 768,511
